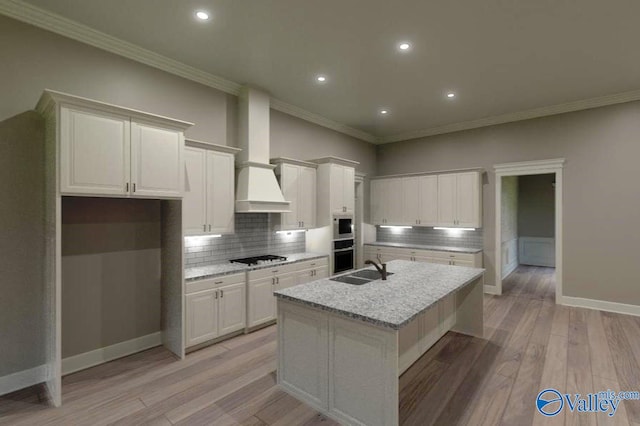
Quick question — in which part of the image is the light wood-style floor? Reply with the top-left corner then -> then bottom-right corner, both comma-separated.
2,265 -> 640,425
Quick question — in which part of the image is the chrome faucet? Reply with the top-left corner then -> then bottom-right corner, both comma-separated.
365,260 -> 388,280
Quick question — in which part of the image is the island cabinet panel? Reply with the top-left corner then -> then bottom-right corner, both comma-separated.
398,305 -> 442,374
328,316 -> 399,426
278,302 -> 329,411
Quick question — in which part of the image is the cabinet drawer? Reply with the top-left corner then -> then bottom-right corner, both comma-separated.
248,263 -> 297,281
428,251 -> 475,262
296,257 -> 329,272
186,272 -> 245,294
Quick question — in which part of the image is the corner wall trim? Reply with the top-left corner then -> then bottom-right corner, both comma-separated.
484,285 -> 501,296
562,296 -> 640,317
61,332 -> 162,376
0,364 -> 48,396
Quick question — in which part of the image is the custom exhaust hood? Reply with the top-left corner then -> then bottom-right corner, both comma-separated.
235,87 -> 290,213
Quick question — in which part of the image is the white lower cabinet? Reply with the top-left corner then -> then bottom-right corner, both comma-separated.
247,258 -> 330,328
363,245 -> 482,268
185,273 -> 246,348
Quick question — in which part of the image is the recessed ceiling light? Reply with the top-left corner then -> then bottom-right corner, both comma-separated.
398,42 -> 411,51
195,11 -> 210,21
447,92 -> 456,99
380,109 -> 389,115
316,75 -> 327,83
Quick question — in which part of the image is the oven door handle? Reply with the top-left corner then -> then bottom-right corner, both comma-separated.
333,247 -> 355,253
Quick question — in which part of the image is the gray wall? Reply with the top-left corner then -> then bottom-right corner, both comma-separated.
0,112 -> 46,377
518,174 -> 555,238
61,198 -> 161,358
0,15 -> 376,175
378,100 -> 640,305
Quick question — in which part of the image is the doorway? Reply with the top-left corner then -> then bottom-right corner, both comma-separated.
494,159 -> 564,303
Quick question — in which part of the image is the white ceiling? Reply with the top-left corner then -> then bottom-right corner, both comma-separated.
17,0 -> 640,142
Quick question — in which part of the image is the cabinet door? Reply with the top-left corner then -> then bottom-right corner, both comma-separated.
402,177 -> 420,226
248,277 -> 276,327
130,121 -> 183,198
455,172 -> 481,227
437,174 -> 457,226
60,106 -> 130,196
385,178 -> 404,224
313,266 -> 329,281
418,175 -> 439,226
186,289 -> 219,347
298,166 -> 316,228
330,164 -> 345,214
218,282 -> 246,335
343,166 -> 355,214
370,180 -> 384,225
279,164 -> 300,230
207,151 -> 235,234
183,147 -> 207,235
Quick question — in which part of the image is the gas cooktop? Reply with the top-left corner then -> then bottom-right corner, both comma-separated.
230,255 -> 288,266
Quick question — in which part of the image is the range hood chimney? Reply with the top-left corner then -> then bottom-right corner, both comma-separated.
235,87 -> 290,213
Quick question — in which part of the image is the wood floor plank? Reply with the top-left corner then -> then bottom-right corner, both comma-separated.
566,307 -> 596,426
586,309 -> 618,381
500,342 -> 546,425
532,333 -> 568,426
601,312 -> 640,424
591,374 -> 630,426
463,371 -> 514,426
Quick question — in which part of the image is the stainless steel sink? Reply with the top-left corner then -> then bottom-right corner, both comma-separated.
350,270 -> 394,280
330,270 -> 394,285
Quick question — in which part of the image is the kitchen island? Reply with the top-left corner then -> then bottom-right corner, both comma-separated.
274,259 -> 485,426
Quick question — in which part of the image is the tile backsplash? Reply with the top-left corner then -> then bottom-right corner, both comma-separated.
184,213 -> 305,267
376,226 -> 483,249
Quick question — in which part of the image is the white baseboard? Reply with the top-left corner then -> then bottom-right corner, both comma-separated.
62,332 -> 162,375
0,364 -> 48,396
501,260 -> 518,280
561,296 -> 640,317
484,285 -> 501,295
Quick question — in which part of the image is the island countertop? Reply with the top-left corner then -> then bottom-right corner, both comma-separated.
274,259 -> 484,330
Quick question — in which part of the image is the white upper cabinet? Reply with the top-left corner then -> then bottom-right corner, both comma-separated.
38,90 -> 192,199
371,178 -> 403,225
130,121 -> 183,198
59,106 -> 130,196
438,172 -> 481,227
437,174 -> 457,226
454,172 -> 482,227
272,159 -> 317,230
330,163 -> 356,214
183,147 -> 208,235
184,141 -> 240,236
207,150 -> 236,234
372,171 -> 481,228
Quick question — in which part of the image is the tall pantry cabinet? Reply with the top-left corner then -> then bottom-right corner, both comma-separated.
36,90 -> 192,407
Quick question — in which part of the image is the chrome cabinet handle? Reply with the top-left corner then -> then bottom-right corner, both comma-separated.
133,183 -> 136,192
276,277 -> 279,284
215,281 -> 223,284
208,224 -> 212,232
220,290 -> 223,298
126,182 -> 129,192
215,290 -> 218,299
203,224 -> 206,232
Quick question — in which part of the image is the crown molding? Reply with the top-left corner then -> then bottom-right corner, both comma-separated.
380,89 -> 640,144
270,98 -> 377,143
0,0 -> 378,143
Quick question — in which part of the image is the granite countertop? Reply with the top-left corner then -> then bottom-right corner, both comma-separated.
185,252 -> 329,281
364,241 -> 482,254
275,260 -> 485,330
